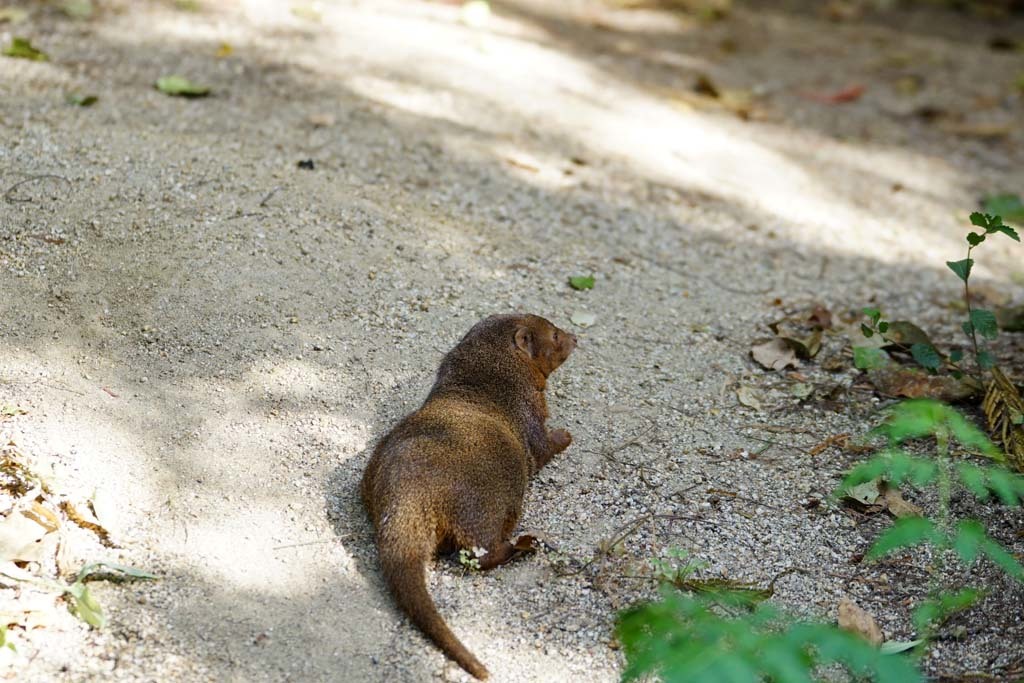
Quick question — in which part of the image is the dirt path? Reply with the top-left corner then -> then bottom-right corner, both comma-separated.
2,1 -> 1023,681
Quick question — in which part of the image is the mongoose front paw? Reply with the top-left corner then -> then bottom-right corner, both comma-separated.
549,428 -> 572,452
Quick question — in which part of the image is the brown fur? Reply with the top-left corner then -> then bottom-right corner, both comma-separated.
360,314 -> 577,680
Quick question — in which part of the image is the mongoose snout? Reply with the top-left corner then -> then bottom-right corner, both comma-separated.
360,313 -> 576,680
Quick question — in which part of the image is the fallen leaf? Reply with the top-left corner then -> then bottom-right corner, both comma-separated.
155,75 -> 211,97
215,42 -> 233,58
790,382 -> 813,400
308,112 -> 335,127
0,405 -> 27,419
808,304 -> 833,330
736,385 -> 762,410
65,581 -> 105,628
751,338 -> 797,371
570,311 -> 596,328
0,506 -> 57,563
880,320 -> 932,348
3,37 -> 48,61
940,120 -> 1012,139
66,93 -> 98,107
838,598 -> 883,646
880,483 -> 922,518
853,346 -> 890,371
0,8 -> 28,23
60,0 -> 93,19
843,478 -> 882,507
693,73 -> 720,98
291,4 -> 322,22
802,84 -> 865,104
880,639 -> 924,654
568,275 -> 595,291
867,366 -> 978,401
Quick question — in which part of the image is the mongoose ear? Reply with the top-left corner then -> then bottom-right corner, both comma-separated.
514,326 -> 535,357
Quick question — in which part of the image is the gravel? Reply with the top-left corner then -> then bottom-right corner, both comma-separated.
1,0 -> 1023,681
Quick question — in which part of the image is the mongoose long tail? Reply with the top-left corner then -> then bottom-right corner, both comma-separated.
378,539 -> 489,680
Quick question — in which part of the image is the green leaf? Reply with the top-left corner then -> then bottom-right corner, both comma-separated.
977,349 -> 996,370
862,307 -> 881,323
155,75 -> 211,97
860,324 -> 874,338
946,258 -> 973,283
962,320 -> 974,337
853,346 -> 889,370
980,535 -> 1024,581
912,589 -> 982,634
969,212 -> 991,229
877,321 -> 889,333
949,349 -> 964,363
879,639 -> 924,654
3,37 -> 48,61
867,517 -> 940,560
567,275 -> 595,291
970,309 -> 999,340
61,0 -> 94,19
909,343 -> 941,370
994,224 -> 1021,241
65,582 -> 106,628
66,93 -> 98,107
966,232 -> 985,246
75,561 -> 158,583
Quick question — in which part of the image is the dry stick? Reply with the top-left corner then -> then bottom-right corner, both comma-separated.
259,186 -> 281,207
272,539 -> 336,551
553,513 -> 709,577
4,175 -> 71,203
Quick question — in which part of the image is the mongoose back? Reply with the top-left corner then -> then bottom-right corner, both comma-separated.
360,313 -> 577,680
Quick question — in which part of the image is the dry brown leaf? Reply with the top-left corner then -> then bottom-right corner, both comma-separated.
867,366 -> 978,401
308,113 -> 335,128
940,121 -> 1012,139
751,338 -> 798,371
0,509 -> 54,563
880,483 -> 923,518
838,598 -> 883,646
736,385 -> 762,410
60,500 -> 117,548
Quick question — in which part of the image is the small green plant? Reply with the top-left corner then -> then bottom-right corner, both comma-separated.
0,561 -> 156,629
839,400 -> 1024,642
650,547 -> 706,585
0,625 -> 15,653
947,212 -> 1018,373
457,548 -> 481,571
855,211 -> 1019,378
617,588 -> 921,683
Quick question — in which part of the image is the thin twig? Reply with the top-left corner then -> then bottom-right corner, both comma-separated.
272,539 -> 336,551
4,175 -> 72,203
259,186 -> 281,207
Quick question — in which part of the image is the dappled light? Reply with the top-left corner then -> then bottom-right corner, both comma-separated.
2,0 -> 1023,680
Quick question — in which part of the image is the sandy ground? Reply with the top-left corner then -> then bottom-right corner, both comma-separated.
2,0 -> 1024,681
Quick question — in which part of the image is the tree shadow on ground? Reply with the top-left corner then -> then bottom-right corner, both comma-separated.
1,1 -> 1023,680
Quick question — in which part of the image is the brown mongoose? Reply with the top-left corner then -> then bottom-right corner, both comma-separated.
360,313 -> 577,680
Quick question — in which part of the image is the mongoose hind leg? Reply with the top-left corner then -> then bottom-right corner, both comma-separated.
533,428 -> 572,471
474,535 -> 539,570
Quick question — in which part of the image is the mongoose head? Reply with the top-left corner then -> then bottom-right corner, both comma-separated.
511,314 -> 577,379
